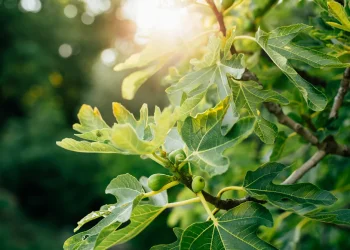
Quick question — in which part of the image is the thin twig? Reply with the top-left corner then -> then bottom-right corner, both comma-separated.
282,150 -> 327,185
205,0 -> 239,54
329,68 -> 350,119
264,102 -> 319,145
205,0 -> 226,35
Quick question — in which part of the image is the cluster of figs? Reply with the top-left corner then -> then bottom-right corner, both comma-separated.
147,149 -> 206,193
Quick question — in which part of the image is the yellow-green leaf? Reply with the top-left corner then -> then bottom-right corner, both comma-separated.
111,105 -> 175,155
73,105 -> 109,133
121,59 -> 166,100
327,0 -> 350,30
56,138 -> 121,153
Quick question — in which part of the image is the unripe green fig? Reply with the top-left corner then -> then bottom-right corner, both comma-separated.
168,149 -> 186,164
174,154 -> 185,164
191,176 -> 206,193
148,174 -> 175,191
221,0 -> 235,11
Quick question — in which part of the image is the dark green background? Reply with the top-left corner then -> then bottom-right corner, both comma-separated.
1,1 -> 349,250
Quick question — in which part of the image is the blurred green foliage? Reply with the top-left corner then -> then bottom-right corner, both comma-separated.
1,0 -> 350,249
0,1 -> 172,249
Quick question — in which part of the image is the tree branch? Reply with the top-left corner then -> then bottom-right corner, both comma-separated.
205,0 -> 226,35
204,0 -> 350,187
282,150 -> 327,185
329,68 -> 350,119
173,166 -> 266,210
321,135 -> 350,157
202,191 -> 266,210
205,0 -> 238,54
263,102 -> 319,145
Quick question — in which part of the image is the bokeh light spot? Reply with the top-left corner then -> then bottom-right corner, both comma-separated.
83,0 -> 111,15
64,4 -> 78,18
120,0 -> 199,44
58,44 -> 73,58
100,49 -> 117,66
49,72 -> 63,87
20,0 -> 42,13
81,12 -> 95,25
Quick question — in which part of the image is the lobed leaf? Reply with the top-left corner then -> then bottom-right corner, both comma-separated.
94,205 -> 166,250
63,174 -> 144,250
166,35 -> 246,128
114,40 -> 176,71
111,104 -> 175,155
255,24 -> 349,111
175,91 -> 207,121
179,97 -> 255,176
114,39 -> 178,99
121,60 -> 166,100
72,105 -> 110,133
74,209 -> 111,233
243,162 -> 337,214
58,103 -> 176,155
231,80 -> 289,144
180,202 -> 276,250
56,138 -> 121,153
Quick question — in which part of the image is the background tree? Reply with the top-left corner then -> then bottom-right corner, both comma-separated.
1,0 -> 350,250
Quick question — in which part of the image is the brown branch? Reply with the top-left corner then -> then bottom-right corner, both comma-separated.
282,136 -> 350,184
282,150 -> 327,185
205,0 -> 238,54
205,0 -> 226,35
321,135 -> 350,157
329,68 -> 350,119
202,191 -> 266,210
173,166 -> 266,210
263,102 -> 319,145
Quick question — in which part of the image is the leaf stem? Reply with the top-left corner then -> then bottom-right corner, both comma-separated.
288,132 -> 297,138
232,35 -> 257,43
216,186 -> 245,198
293,218 -> 310,247
165,197 -> 201,208
150,152 -> 169,166
143,181 -> 180,198
198,191 -> 218,226
177,160 -> 188,171
207,208 -> 220,221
